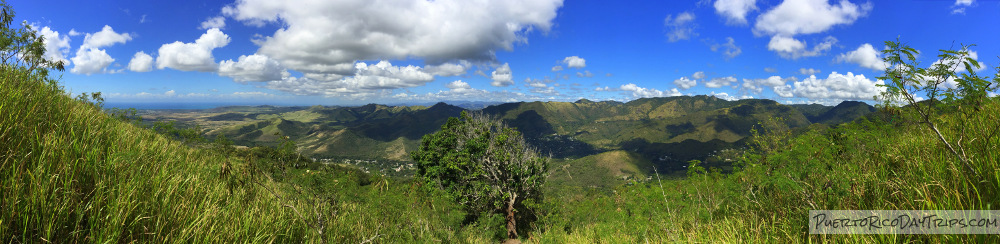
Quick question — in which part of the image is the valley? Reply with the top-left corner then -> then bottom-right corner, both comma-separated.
143,96 -> 876,182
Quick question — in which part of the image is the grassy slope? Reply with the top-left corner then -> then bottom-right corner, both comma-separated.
1,69 -> 302,242
0,68 -> 494,242
531,99 -> 1000,242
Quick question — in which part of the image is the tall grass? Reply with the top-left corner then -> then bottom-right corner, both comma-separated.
530,99 -> 1000,242
0,64 -> 494,242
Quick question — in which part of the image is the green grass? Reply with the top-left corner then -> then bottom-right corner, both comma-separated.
528,99 -> 1000,242
0,64 -> 494,242
5,58 -> 999,242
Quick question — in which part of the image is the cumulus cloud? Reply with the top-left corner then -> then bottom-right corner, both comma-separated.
551,66 -> 563,72
563,56 -> 586,68
754,0 -> 871,37
424,61 -> 470,76
69,25 -> 132,74
37,26 -> 72,65
799,68 -> 821,75
70,48 -> 115,75
836,43 -> 889,70
742,75 -> 793,93
782,71 -> 885,101
222,0 -> 562,76
156,28 -> 230,72
200,16 -> 226,29
755,0 -> 868,59
621,83 -> 682,98
714,0 -> 757,25
264,61 -> 436,97
767,35 -> 836,59
576,70 -> 594,78
445,80 -> 472,90
764,67 -> 777,73
706,76 -> 737,88
82,25 -> 132,49
710,37 -> 742,59
692,71 -> 706,80
218,54 -> 286,82
348,61 -> 434,88
674,77 -> 697,89
128,51 -> 154,72
711,91 -> 749,101
664,11 -> 697,42
490,63 -> 514,87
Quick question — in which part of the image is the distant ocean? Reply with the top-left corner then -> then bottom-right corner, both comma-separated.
102,102 -> 269,110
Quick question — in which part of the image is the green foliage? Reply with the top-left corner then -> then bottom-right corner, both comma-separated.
0,0 -> 65,76
412,111 -> 548,239
151,119 -> 205,145
685,160 -> 706,178
877,38 -> 999,179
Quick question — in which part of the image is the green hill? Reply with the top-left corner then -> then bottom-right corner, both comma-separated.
187,95 -> 872,175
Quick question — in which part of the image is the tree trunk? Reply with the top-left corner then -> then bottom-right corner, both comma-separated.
505,193 -> 518,240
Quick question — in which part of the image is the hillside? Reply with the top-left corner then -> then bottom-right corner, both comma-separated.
150,96 -> 871,175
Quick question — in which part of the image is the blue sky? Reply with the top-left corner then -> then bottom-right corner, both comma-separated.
13,0 -> 999,106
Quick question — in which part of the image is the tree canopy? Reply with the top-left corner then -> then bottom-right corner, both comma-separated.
411,111 -> 548,239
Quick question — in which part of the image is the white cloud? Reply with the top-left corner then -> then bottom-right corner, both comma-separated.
551,66 -> 563,72
711,91 -> 748,101
82,25 -> 132,49
674,77 -> 697,90
754,0 -> 871,37
348,61 -> 434,88
785,71 -> 885,101
424,61 -> 470,76
952,0 -> 975,14
710,37 -> 742,59
576,70 -> 594,78
526,79 -> 548,88
200,16 -> 226,29
836,43 -> 889,70
490,63 -> 514,87
563,56 -> 586,68
692,71 -> 706,80
742,76 -> 792,93
222,0 -> 562,76
69,25 -> 132,74
706,76 -> 737,88
764,67 -> 777,73
621,83 -> 681,98
799,68 -> 821,75
664,12 -> 697,42
156,28 -> 230,72
37,26 -> 72,65
128,51 -> 154,72
714,0 -> 757,25
445,80 -> 472,90
767,35 -> 836,59
68,29 -> 81,36
70,48 -> 114,75
265,60 -> 434,96
164,90 -> 176,97
218,54 -> 286,82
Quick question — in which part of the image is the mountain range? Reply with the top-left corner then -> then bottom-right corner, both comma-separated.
148,96 -> 875,176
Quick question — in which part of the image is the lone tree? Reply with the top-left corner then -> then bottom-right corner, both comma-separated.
411,111 -> 548,239
877,38 -> 999,180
